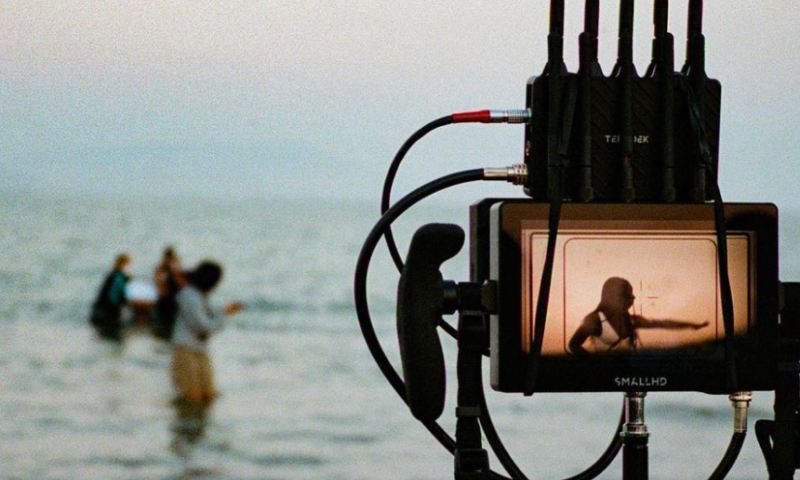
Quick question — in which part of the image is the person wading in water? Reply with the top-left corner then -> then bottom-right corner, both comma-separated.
89,253 -> 132,342
152,246 -> 185,341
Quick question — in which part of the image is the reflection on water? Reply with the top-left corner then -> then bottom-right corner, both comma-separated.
170,398 -> 213,459
170,397 -> 230,479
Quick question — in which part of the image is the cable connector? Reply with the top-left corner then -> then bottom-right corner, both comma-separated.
483,164 -> 528,185
730,391 -> 752,434
452,109 -> 532,124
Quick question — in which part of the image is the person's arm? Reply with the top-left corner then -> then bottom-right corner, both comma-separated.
568,314 -> 601,355
633,316 -> 709,330
182,291 -> 243,340
223,303 -> 243,316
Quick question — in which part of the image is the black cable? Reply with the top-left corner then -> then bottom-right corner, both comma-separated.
707,432 -> 746,480
479,366 -> 624,480
369,138 -> 620,480
370,166 -> 624,480
526,76 -> 577,395
753,420 -> 774,469
677,72 -> 748,480
381,115 -> 454,271
709,178 -> 738,392
678,74 -> 738,391
379,116 -> 461,340
354,168 -> 512,480
562,412 -> 624,480
525,190 -> 562,395
438,315 -> 459,339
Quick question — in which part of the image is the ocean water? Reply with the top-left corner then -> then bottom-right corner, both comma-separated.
1,190 -> 799,480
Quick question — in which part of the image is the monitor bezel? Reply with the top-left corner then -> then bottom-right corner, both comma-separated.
480,201 -> 779,394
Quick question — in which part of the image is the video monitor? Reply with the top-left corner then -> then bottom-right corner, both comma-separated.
477,201 -> 779,393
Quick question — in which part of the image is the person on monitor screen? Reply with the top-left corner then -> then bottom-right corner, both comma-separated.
89,253 -> 131,342
568,277 -> 710,355
171,260 -> 242,405
152,246 -> 185,341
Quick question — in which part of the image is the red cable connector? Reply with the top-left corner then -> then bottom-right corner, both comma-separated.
451,109 -> 531,124
452,110 -> 492,123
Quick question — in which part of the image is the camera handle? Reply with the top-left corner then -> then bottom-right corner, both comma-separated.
396,224 -> 496,478
397,223 -> 466,423
622,392 -> 649,480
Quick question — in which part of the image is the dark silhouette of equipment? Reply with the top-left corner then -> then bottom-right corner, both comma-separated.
354,1 -> 800,479
397,224 -> 464,422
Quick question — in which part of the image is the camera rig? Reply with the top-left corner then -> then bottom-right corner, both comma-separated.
354,1 -> 800,479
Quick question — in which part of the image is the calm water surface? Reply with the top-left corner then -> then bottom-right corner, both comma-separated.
1,191 -> 799,480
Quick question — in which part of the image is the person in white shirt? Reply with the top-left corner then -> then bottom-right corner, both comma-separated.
171,260 -> 242,404
568,277 -> 709,355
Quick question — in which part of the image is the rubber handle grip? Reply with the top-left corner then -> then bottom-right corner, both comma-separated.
396,223 -> 464,422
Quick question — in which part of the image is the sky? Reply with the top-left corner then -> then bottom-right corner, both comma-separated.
1,1 -> 799,209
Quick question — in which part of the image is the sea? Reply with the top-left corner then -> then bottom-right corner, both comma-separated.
2,190 -> 800,480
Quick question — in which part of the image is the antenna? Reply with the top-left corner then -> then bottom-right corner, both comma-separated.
684,0 -> 707,202
616,0 -> 636,202
685,0 -> 706,100
578,0 -> 600,202
683,0 -> 704,74
645,0 -> 669,77
547,0 -> 565,202
654,0 -> 676,202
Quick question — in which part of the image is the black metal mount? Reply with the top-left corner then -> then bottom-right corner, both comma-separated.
757,282 -> 800,479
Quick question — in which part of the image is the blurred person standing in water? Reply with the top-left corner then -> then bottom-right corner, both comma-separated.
89,253 -> 131,342
152,246 -> 185,341
171,260 -> 242,405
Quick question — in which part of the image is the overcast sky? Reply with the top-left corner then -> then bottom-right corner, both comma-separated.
1,1 -> 799,209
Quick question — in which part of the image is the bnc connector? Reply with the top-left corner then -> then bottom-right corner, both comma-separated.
730,391 -> 752,434
483,164 -> 528,185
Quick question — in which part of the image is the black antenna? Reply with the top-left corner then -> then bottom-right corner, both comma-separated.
615,0 -> 636,202
654,0 -> 676,202
527,0 -> 567,396
654,0 -> 669,40
645,0 -> 669,77
684,0 -> 707,202
578,0 -> 600,202
547,0 -> 565,202
683,0 -> 704,74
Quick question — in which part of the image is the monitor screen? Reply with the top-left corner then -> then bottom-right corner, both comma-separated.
521,229 -> 752,358
483,202 -> 779,393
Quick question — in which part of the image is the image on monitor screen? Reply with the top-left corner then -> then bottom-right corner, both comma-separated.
521,229 -> 753,357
